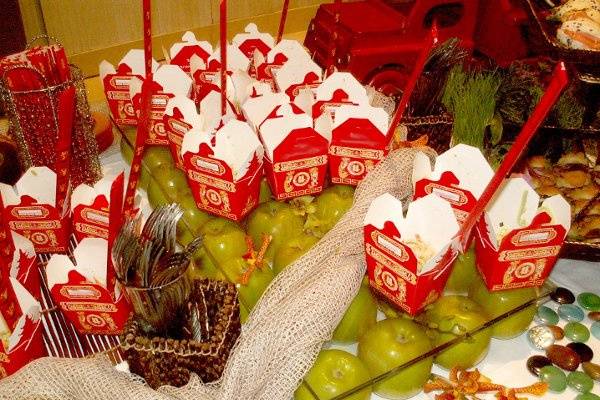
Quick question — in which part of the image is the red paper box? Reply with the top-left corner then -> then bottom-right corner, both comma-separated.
318,103 -> 389,186
0,167 -> 70,253
258,104 -> 329,200
46,238 -> 131,335
364,193 -> 460,316
181,119 -> 264,221
474,177 -> 571,291
164,96 -> 205,170
242,84 -> 290,131
99,49 -> 159,125
274,54 -> 322,101
412,144 -> 494,224
0,276 -> 44,379
169,31 -> 213,73
232,23 -> 274,62
311,72 -> 369,119
130,64 -> 193,146
255,39 -> 309,88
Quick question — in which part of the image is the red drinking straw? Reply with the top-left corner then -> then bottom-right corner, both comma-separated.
220,0 -> 227,116
277,0 -> 290,43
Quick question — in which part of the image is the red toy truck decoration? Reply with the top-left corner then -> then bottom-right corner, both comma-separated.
364,193 -> 460,315
258,104 -> 329,199
474,177 -> 571,291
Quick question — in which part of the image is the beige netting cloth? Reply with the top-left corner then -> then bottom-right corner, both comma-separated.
0,147 -> 434,400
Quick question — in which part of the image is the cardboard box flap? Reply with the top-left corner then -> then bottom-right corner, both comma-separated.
232,23 -> 274,58
154,64 -> 193,96
266,39 -> 311,64
169,31 -> 213,62
364,193 -> 407,231
293,88 -> 316,116
540,195 -> 571,233
274,58 -> 322,94
332,104 -> 389,136
100,49 -> 158,80
198,89 -> 238,133
231,70 -> 256,106
259,103 -> 313,159
9,277 -> 39,319
7,277 -> 40,352
98,60 -> 116,84
209,45 -> 251,72
412,144 -> 494,199
46,238 -> 108,289
165,95 -> 204,130
9,231 -> 35,278
70,174 -> 117,211
242,91 -> 290,130
315,72 -> 368,105
0,167 -> 57,206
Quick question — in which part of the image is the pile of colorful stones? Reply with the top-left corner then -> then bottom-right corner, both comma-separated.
526,288 -> 600,399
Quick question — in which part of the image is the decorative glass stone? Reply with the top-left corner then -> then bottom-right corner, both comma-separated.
558,304 -> 585,322
527,355 -> 552,377
567,342 -> 594,362
575,394 -> 600,400
551,287 -> 575,304
548,325 -> 564,340
591,321 -> 600,340
567,371 -> 594,393
577,292 -> 600,311
527,325 -> 555,350
564,322 -> 590,343
588,311 -> 600,321
546,344 -> 581,371
539,365 -> 567,393
536,306 -> 559,325
582,362 -> 600,381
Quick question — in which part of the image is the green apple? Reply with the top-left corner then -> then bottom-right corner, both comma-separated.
295,349 -> 372,400
272,233 -> 319,275
358,318 -> 433,399
246,201 -> 305,267
200,218 -> 248,266
259,177 -> 272,203
178,192 -> 212,234
445,245 -> 478,294
119,128 -> 136,164
305,185 -> 354,238
147,167 -> 190,207
220,256 -> 274,322
332,279 -> 377,343
468,274 -> 537,339
422,295 -> 492,370
189,247 -> 226,281
143,146 -> 174,171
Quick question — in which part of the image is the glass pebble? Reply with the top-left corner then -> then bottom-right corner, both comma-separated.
592,321 -> 600,341
536,306 -> 559,325
551,287 -> 575,304
567,342 -> 594,362
558,304 -> 585,322
567,371 -> 594,393
548,325 -> 564,340
565,322 -> 590,343
527,325 -> 555,350
589,311 -> 600,321
539,365 -> 567,393
577,292 -> 600,311
526,355 -> 552,377
582,362 -> 600,381
575,394 -> 600,400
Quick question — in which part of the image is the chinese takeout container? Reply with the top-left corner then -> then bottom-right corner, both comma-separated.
169,31 -> 213,73
0,167 -> 70,253
364,193 -> 460,315
474,177 -> 571,291
46,238 -> 131,335
181,119 -> 264,221
163,95 -> 205,170
258,104 -> 329,200
99,49 -> 159,125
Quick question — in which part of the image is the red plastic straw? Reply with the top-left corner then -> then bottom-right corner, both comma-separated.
220,0 -> 227,116
107,172 -> 124,295
277,0 -> 290,43
143,0 -> 152,77
386,25 -> 438,141
54,85 -> 75,212
457,62 -> 569,251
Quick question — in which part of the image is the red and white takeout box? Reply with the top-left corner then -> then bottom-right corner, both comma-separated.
164,95 -> 205,170
6,231 -> 39,301
256,39 -> 312,90
181,119 -> 264,221
46,238 -> 131,335
191,45 -> 250,101
99,49 -> 159,125
412,144 -> 494,224
169,31 -> 213,73
232,23 -> 274,61
318,103 -> 389,186
258,104 -> 329,199
311,72 -> 369,119
0,275 -> 44,379
130,64 -> 193,146
0,167 -> 70,253
71,173 -> 123,241
364,193 -> 460,315
242,83 -> 290,130
474,177 -> 571,291
274,55 -> 322,101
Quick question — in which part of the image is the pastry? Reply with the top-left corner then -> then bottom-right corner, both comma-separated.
557,151 -> 590,167
556,169 -> 591,188
566,183 -> 599,200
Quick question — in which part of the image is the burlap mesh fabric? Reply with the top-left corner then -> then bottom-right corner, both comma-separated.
0,147 -> 434,400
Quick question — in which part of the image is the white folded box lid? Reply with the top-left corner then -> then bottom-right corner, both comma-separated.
266,39 -> 312,64
46,238 -> 109,290
198,89 -> 237,133
259,103 -> 326,160
164,95 -> 205,131
315,71 -> 369,105
9,231 -> 35,278
208,45 -> 251,73
412,144 -> 494,199
181,119 -> 264,181
70,172 -> 120,211
99,49 -> 159,84
231,70 -> 256,106
7,277 -> 40,351
364,193 -> 460,275
129,64 -> 192,100
0,166 -> 57,207
232,23 -> 275,55
332,104 -> 389,134
485,177 -> 571,248
169,31 -> 213,60
274,58 -> 322,94
242,90 -> 290,130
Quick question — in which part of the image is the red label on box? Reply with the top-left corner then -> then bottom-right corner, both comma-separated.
72,196 -> 110,242
102,73 -> 143,126
164,111 -> 193,170
414,173 -> 478,224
